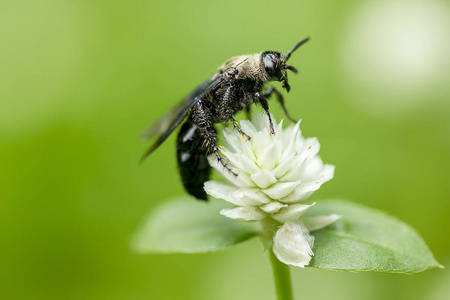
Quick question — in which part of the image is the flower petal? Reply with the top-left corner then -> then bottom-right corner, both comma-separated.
294,164 -> 335,193
260,201 -> 287,214
220,146 -> 260,174
279,165 -> 335,203
223,128 -> 244,153
208,156 -> 255,188
271,202 -> 316,223
280,138 -> 321,182
300,156 -> 325,181
239,136 -> 257,163
220,206 -> 266,221
231,188 -> 271,206
203,181 -> 245,206
302,214 -> 342,231
256,137 -> 282,170
238,153 -> 261,174
250,169 -> 278,189
262,181 -> 300,199
279,190 -> 313,203
272,152 -> 295,179
281,120 -> 302,158
273,222 -> 314,268
252,112 -> 271,131
239,119 -> 258,136
317,164 -> 335,183
220,147 -> 245,171
252,130 -> 271,158
208,156 -> 240,185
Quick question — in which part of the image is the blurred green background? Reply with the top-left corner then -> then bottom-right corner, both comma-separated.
1,0 -> 449,299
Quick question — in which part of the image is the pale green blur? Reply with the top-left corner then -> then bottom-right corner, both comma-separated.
1,0 -> 449,299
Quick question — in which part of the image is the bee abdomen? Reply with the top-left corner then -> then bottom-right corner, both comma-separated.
176,120 -> 214,200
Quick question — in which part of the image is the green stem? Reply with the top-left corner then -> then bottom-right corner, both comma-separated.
269,248 -> 294,300
260,218 -> 294,300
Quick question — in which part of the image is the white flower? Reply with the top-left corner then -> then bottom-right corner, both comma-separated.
204,113 -> 341,267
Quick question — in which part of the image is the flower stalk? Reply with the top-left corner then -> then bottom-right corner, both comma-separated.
269,248 -> 294,300
261,218 -> 295,300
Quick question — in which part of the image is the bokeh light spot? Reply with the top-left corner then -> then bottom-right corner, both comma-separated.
340,0 -> 450,116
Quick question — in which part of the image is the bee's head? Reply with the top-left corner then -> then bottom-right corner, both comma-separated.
261,37 -> 310,92
262,51 -> 292,91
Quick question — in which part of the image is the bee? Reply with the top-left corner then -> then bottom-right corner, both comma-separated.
141,37 -> 310,200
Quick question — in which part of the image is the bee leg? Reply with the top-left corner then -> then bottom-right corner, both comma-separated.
231,117 -> 251,141
221,85 -> 251,141
193,100 -> 238,176
245,106 -> 252,119
256,93 -> 275,135
265,87 -> 298,123
211,145 -> 238,176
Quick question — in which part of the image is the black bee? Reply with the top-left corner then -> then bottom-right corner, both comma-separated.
142,37 -> 310,200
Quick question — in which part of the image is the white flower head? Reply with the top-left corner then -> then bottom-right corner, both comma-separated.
204,113 -> 341,267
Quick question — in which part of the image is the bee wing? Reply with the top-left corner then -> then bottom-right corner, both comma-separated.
140,75 -> 225,163
140,102 -> 188,140
140,80 -> 210,140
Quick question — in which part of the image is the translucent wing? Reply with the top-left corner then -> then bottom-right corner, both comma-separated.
141,80 -> 209,140
140,76 -> 225,162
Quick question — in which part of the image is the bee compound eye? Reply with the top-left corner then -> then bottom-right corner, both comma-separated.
263,54 -> 276,73
263,53 -> 284,81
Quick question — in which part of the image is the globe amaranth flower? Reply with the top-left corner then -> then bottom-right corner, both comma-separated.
204,114 -> 341,267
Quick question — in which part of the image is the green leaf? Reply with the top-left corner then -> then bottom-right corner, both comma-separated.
306,200 -> 441,273
131,196 -> 257,254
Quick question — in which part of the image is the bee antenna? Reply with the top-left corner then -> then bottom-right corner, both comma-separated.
286,65 -> 298,74
285,37 -> 310,61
